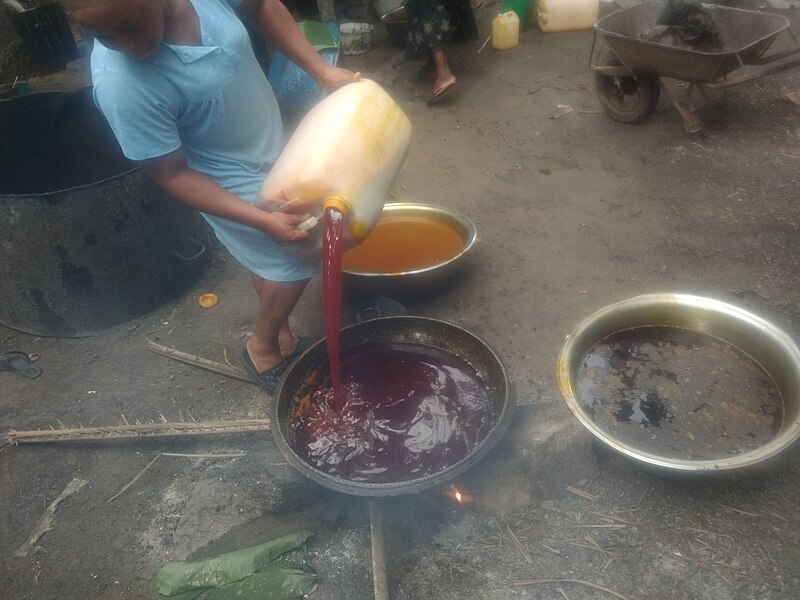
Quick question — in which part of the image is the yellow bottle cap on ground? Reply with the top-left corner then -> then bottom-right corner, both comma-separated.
198,293 -> 219,308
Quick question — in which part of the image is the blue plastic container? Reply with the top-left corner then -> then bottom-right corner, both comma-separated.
267,21 -> 340,119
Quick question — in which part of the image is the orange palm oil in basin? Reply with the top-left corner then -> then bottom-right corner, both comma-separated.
342,215 -> 464,273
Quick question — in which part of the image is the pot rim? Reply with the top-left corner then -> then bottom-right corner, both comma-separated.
341,202 -> 477,279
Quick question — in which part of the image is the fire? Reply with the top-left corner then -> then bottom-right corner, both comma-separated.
446,484 -> 473,505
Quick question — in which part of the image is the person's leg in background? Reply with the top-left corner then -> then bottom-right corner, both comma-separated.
428,46 -> 456,101
406,0 -> 458,103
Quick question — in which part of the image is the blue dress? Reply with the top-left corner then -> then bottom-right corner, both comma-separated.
90,0 -> 319,282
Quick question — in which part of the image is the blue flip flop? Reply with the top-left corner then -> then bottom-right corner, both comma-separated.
285,336 -> 311,362
240,349 -> 290,395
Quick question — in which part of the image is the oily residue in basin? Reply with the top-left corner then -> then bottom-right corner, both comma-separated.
291,342 -> 495,482
342,216 -> 464,273
577,326 -> 784,461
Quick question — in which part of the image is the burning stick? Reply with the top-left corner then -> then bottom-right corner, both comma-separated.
445,484 -> 473,505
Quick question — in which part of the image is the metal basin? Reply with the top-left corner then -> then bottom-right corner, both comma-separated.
557,294 -> 800,472
0,86 -> 212,337
342,203 -> 477,299
381,6 -> 408,46
271,316 -> 514,496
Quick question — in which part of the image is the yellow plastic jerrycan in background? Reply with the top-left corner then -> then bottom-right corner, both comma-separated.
492,11 -> 520,51
257,79 -> 412,260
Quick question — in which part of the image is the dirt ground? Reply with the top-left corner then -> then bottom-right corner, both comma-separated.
3,3 -> 800,599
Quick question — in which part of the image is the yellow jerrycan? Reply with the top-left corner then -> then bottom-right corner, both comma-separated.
492,11 -> 520,51
257,79 -> 412,261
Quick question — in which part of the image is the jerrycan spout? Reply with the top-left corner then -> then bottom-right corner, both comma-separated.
323,196 -> 350,217
295,196 -> 349,234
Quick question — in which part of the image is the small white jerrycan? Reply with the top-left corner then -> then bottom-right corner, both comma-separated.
537,0 -> 599,33
258,79 -> 412,260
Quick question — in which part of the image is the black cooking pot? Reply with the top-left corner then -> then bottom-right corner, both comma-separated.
271,316 -> 515,496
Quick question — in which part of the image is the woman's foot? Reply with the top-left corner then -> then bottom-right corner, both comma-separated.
240,348 -> 289,395
245,336 -> 284,373
282,336 -> 310,361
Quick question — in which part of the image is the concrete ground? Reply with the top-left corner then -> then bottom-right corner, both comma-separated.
3,3 -> 800,599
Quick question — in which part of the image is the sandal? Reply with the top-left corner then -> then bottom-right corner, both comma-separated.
426,76 -> 457,105
284,336 -> 311,362
240,349 -> 291,395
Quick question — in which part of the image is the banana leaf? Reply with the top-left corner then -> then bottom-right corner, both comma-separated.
151,531 -> 313,599
206,564 -> 317,600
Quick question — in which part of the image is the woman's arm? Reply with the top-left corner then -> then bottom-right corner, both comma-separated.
236,0 -> 360,89
141,149 -> 310,245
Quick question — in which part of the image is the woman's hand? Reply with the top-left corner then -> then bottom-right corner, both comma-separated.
258,210 -> 312,245
315,65 -> 361,90
141,150 -> 312,246
240,1 -> 360,91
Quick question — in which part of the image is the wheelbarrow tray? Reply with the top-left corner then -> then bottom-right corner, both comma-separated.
595,1 -> 791,82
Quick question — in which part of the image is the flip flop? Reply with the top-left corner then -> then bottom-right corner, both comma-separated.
426,76 -> 457,105
284,336 -> 311,362
240,349 -> 290,395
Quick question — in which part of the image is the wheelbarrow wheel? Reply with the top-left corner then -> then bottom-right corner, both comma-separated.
595,73 -> 660,124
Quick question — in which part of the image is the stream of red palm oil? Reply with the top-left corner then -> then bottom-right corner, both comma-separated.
310,207 -> 497,483
322,207 -> 344,408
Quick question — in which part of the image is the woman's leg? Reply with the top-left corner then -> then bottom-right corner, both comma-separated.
246,275 -> 310,372
430,47 -> 455,90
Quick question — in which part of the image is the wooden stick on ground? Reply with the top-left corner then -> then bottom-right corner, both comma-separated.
369,500 -> 390,600
6,419 -> 271,445
107,452 -> 247,503
505,525 -> 535,565
566,485 -> 599,501
107,453 -> 162,503
513,579 -> 629,600
145,338 -> 252,383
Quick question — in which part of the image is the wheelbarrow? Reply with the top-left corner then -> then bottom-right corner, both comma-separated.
590,1 -> 800,132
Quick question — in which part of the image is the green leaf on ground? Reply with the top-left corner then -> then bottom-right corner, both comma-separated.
206,565 -> 317,600
151,530 -> 313,599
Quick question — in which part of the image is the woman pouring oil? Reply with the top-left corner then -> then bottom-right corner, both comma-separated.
64,0 -> 360,394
